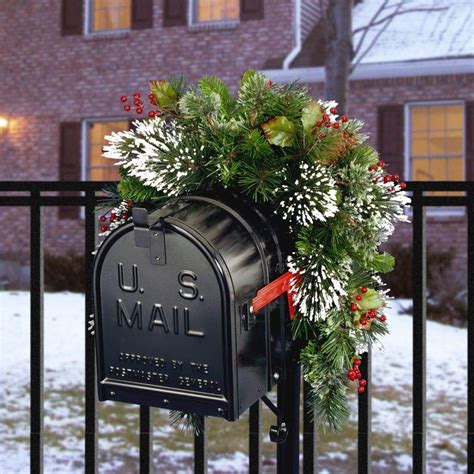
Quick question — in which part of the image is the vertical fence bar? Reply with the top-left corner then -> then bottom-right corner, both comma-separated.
358,347 -> 372,474
277,362 -> 301,474
303,381 -> 317,474
249,400 -> 262,473
412,189 -> 426,473
85,190 -> 98,474
139,406 -> 153,473
468,189 -> 474,473
30,189 -> 44,474
194,416 -> 208,474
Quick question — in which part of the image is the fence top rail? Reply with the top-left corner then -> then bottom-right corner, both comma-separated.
406,181 -> 474,192
0,181 -> 112,192
0,180 -> 472,193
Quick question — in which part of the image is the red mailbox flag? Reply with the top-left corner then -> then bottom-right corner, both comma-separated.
251,271 -> 301,319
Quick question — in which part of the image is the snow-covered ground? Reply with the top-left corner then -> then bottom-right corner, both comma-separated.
0,292 -> 468,473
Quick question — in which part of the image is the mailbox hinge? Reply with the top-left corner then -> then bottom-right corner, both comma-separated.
132,207 -> 167,265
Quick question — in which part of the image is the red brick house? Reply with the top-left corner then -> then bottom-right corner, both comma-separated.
264,0 -> 474,279
0,0 -> 472,286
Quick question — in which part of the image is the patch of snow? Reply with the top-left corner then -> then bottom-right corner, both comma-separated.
0,292 -> 468,472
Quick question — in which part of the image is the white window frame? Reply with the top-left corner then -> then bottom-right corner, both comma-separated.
84,0 -> 131,35
81,117 -> 126,181
80,117 -> 127,219
404,100 -> 466,216
188,0 -> 240,27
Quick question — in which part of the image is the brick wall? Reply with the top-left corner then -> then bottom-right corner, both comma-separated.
0,0 -> 294,182
0,0 -> 294,284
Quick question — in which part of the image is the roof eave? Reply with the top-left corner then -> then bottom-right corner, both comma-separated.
261,57 -> 474,83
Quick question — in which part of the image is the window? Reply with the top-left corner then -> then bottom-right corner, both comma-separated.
192,0 -> 240,24
88,0 -> 131,33
85,120 -> 126,181
408,102 -> 464,182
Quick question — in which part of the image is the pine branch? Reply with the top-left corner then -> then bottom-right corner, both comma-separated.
238,159 -> 284,202
301,343 -> 351,432
198,75 -> 235,117
95,183 -> 122,211
169,410 -> 205,436
117,176 -> 164,204
102,71 -> 409,433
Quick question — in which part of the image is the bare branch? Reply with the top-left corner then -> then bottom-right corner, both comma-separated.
352,0 -> 390,60
353,6 -> 448,35
352,2 -> 403,70
351,0 -> 450,73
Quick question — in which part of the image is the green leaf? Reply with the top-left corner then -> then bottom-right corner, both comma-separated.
357,288 -> 384,311
367,252 -> 395,273
261,116 -> 296,147
301,100 -> 323,135
149,80 -> 178,109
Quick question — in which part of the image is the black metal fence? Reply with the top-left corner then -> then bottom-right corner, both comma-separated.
0,181 -> 472,474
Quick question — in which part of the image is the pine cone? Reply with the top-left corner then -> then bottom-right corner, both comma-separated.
318,130 -> 360,166
332,130 -> 359,163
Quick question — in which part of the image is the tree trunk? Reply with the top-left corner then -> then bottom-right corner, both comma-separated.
324,0 -> 353,114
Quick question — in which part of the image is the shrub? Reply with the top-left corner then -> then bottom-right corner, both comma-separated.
383,242 -> 467,326
44,253 -> 85,292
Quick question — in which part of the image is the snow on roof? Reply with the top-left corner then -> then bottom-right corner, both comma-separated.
352,0 -> 474,64
301,0 -> 326,41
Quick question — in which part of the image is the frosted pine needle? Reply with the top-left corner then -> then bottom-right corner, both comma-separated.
279,162 -> 338,226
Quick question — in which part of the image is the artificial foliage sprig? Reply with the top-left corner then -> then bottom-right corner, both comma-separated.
102,70 -> 410,432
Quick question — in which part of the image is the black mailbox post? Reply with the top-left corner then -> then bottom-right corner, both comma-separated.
93,195 -> 291,422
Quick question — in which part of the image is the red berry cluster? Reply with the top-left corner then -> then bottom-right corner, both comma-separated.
310,107 -> 348,140
98,200 -> 134,232
350,286 -> 367,312
369,161 -> 407,190
120,92 -> 161,118
368,160 -> 385,172
350,287 -> 387,325
360,308 -> 378,326
347,358 -> 367,393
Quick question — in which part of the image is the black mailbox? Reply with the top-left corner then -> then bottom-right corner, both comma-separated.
93,195 -> 289,421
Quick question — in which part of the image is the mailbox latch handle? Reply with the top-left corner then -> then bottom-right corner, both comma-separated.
132,207 -> 167,266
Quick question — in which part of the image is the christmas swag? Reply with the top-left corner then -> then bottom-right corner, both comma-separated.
102,70 -> 409,431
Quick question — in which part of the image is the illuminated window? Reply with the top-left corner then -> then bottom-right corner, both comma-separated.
86,120 -> 126,181
409,103 -> 464,183
193,0 -> 240,23
89,0 -> 131,32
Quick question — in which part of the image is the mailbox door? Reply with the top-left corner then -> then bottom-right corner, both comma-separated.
168,197 -> 280,414
94,221 -> 237,419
